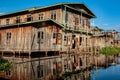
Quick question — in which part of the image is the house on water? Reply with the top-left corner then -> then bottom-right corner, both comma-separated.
0,3 -> 96,80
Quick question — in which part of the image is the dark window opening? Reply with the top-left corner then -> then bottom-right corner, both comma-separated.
72,40 -> 76,49
53,33 -> 62,44
51,11 -> 56,20
27,14 -> 32,22
86,18 -> 90,28
72,35 -> 76,49
41,32 -> 44,39
64,36 -> 67,41
75,17 -> 79,25
38,31 -> 44,39
37,65 -> 44,78
53,33 -> 57,39
79,58 -> 82,66
7,32 -> 11,40
37,31 -> 44,44
6,70 -> 11,76
39,14 -> 44,20
79,37 -> 82,45
0,33 -> 1,45
64,60 -> 68,71
6,18 -> 10,25
0,20 -> 1,25
38,32 -> 40,39
16,16 -> 20,23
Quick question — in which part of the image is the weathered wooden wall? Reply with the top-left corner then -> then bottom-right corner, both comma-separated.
0,26 -> 31,51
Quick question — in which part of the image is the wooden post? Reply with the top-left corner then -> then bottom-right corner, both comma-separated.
2,51 -> 3,57
45,51 -> 48,57
18,53 -> 20,80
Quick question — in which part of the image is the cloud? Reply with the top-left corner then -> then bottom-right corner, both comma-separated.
102,23 -> 108,26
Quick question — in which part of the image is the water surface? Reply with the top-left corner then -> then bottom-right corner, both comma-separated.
91,64 -> 120,80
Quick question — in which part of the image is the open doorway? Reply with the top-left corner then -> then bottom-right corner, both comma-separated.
72,35 -> 76,49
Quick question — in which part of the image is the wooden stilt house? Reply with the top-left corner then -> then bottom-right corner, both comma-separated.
0,3 -> 96,80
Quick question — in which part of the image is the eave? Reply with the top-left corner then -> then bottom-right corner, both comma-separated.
64,28 -> 92,35
64,5 -> 96,18
0,19 -> 64,29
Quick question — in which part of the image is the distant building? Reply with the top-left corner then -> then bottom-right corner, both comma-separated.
114,32 -> 120,46
91,27 -> 118,49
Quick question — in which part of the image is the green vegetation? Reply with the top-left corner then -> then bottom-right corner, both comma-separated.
0,57 -> 12,73
100,46 -> 120,56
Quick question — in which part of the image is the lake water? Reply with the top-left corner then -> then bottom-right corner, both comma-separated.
91,64 -> 120,80
63,64 -> 120,80
91,57 -> 120,80
63,58 -> 120,80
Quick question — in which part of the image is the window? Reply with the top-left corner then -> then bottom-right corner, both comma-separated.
27,14 -> 32,21
53,33 -> 57,39
16,16 -> 20,23
75,17 -> 79,25
51,11 -> 56,20
6,18 -> 10,25
39,14 -> 44,20
0,33 -> 1,45
79,37 -> 82,45
37,65 -> 44,78
6,32 -> 11,40
37,31 -> 44,43
86,19 -> 90,28
38,31 -> 44,39
53,33 -> 62,44
0,20 -> 1,25
6,70 -> 11,76
64,36 -> 67,41
64,60 -> 68,71
38,32 -> 40,39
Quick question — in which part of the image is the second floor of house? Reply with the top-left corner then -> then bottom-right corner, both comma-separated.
0,3 -> 96,32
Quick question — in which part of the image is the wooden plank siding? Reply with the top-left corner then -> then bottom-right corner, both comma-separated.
0,3 -> 97,80
0,6 -> 93,54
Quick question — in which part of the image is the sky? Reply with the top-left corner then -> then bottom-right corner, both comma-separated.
0,0 -> 120,31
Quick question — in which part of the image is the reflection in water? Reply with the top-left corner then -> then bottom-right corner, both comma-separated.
62,64 -> 120,80
63,70 -> 91,80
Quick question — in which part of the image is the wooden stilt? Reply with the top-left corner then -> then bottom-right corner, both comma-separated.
18,52 -> 20,80
2,51 -> 3,57
45,51 -> 48,57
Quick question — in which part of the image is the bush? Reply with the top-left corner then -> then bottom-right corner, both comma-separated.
100,46 -> 120,56
0,57 -> 12,73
